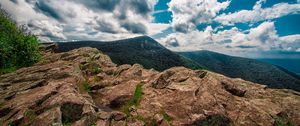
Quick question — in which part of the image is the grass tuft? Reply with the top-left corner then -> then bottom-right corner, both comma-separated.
78,81 -> 92,93
83,82 -> 92,92
23,109 -> 37,124
120,83 -> 143,116
160,110 -> 172,125
88,122 -> 97,126
274,118 -> 294,126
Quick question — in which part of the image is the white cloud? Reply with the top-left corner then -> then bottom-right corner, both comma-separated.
157,21 -> 300,57
215,1 -> 300,25
0,0 -> 161,41
168,0 -> 230,32
147,23 -> 170,36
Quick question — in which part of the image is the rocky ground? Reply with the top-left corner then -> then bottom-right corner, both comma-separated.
0,47 -> 300,126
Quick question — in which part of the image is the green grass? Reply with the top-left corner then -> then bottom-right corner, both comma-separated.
91,66 -> 102,75
78,81 -> 92,93
0,67 -> 17,74
275,118 -> 294,126
83,82 -> 92,92
93,76 -> 102,82
88,122 -> 96,126
135,115 -> 146,122
132,83 -> 143,105
0,102 -> 4,108
160,110 -> 172,125
24,109 -> 37,124
80,61 -> 102,75
120,83 -> 143,116
87,61 -> 102,75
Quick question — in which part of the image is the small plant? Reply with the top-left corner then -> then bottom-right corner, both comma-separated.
120,83 -> 143,116
87,61 -> 102,75
160,110 -> 172,125
8,122 -> 13,126
88,122 -> 97,126
93,76 -> 101,82
83,82 -> 92,92
24,109 -> 37,124
62,122 -> 72,126
0,102 -> 4,107
135,115 -> 146,122
91,66 -> 102,75
78,81 -> 92,93
132,83 -> 143,106
274,118 -> 294,126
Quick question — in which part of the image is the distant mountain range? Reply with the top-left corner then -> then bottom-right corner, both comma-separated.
54,36 -> 202,71
53,36 -> 300,91
178,51 -> 300,91
258,59 -> 300,76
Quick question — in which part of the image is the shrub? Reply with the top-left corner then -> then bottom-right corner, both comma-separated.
0,8 -> 40,74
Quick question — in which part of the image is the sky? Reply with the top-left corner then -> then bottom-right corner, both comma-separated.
1,0 -> 300,59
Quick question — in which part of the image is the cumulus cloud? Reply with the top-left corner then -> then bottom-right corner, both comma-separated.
0,0 -> 163,41
158,21 -> 300,57
168,0 -> 230,32
215,0 -> 300,25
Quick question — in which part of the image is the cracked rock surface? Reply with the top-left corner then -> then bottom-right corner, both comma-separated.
1,47 -> 300,126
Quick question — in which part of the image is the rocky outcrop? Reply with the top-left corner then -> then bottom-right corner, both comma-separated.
1,47 -> 300,126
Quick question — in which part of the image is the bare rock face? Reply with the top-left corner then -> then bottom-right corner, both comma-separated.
1,47 -> 300,126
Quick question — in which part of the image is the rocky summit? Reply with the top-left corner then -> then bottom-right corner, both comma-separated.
0,47 -> 300,126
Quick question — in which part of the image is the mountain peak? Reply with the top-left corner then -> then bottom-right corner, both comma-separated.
54,37 -> 202,71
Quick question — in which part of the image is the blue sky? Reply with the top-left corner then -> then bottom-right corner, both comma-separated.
152,0 -> 300,58
1,0 -> 300,58
153,0 -> 300,36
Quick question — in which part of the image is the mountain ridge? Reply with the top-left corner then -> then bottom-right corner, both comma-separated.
53,36 -> 203,71
178,50 -> 300,91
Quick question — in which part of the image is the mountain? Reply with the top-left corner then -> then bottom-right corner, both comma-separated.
178,50 -> 300,91
1,47 -> 300,126
258,58 -> 300,75
54,36 -> 202,71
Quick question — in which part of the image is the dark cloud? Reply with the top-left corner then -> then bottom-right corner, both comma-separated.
173,23 -> 190,33
10,0 -> 18,4
129,0 -> 152,15
236,45 -> 257,49
121,22 -> 147,34
116,0 -> 154,20
74,0 -> 152,16
75,0 -> 121,11
94,20 -> 118,34
33,0 -> 63,21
